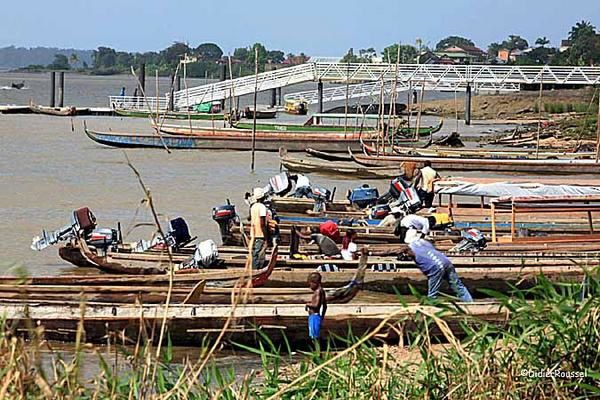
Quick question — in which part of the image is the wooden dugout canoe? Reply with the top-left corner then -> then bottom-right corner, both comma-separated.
157,123 -> 377,152
29,102 -> 78,116
0,300 -> 508,346
280,153 -> 405,178
349,150 -> 600,174
0,255 -> 365,305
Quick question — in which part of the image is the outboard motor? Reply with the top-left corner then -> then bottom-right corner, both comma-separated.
348,184 -> 379,209
310,186 -> 332,212
268,172 -> 293,197
451,228 -> 488,253
183,239 -> 221,269
212,202 -> 238,239
369,204 -> 391,220
87,228 -> 118,254
164,217 -> 194,249
379,177 -> 422,213
31,207 -> 98,251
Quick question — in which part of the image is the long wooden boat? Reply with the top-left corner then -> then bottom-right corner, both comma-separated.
0,300 -> 507,345
233,122 -> 375,133
349,149 -> 600,174
280,152 -> 405,178
397,119 -> 444,138
114,108 -> 226,120
392,145 -> 595,160
268,264 -> 591,293
0,252 -> 367,305
60,240 -> 278,288
84,126 -> 370,152
29,102 -> 78,116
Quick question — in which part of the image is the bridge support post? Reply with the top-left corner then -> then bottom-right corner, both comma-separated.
57,71 -> 64,107
49,71 -> 56,107
465,83 -> 472,125
220,63 -> 227,110
270,88 -> 276,108
139,63 -> 146,94
317,80 -> 323,123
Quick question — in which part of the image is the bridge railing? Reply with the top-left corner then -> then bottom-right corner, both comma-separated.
109,96 -> 169,111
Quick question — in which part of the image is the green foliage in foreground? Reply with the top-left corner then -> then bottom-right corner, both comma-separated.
0,271 -> 599,399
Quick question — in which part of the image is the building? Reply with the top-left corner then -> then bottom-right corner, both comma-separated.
497,48 -> 533,63
434,45 -> 488,64
559,40 -> 572,53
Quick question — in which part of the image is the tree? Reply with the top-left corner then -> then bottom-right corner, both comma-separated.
341,48 -> 359,63
566,21 -> 600,65
500,35 -> 529,62
382,44 -> 417,63
93,47 -> 117,69
195,43 -> 223,61
69,53 -> 79,68
47,54 -> 70,70
160,42 -> 191,67
487,42 -> 502,58
435,36 -> 475,51
535,37 -> 550,47
266,50 -> 285,63
233,47 -> 249,61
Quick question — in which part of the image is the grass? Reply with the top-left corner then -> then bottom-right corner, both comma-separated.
0,270 -> 599,398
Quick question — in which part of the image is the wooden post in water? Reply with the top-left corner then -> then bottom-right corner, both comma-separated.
139,63 -> 146,94
251,47 -> 259,171
168,72 -> 175,111
270,88 -> 277,108
57,72 -> 65,107
277,87 -> 282,106
220,63 -> 227,110
317,80 -> 323,124
414,81 -> 425,140
464,83 -> 472,125
49,72 -> 56,107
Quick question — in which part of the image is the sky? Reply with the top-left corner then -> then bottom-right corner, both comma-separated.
1,0 -> 599,55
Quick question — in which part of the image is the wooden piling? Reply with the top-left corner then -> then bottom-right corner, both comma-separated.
49,72 -> 56,107
270,88 -> 277,108
251,47 -> 258,171
220,63 -> 227,110
139,63 -> 146,93
465,83 -> 472,125
168,72 -> 175,111
176,75 -> 181,92
277,87 -> 282,106
317,80 -> 323,124
57,72 -> 64,107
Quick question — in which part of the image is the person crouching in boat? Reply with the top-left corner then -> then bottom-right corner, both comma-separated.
341,229 -> 358,260
248,187 -> 270,269
306,271 -> 327,341
289,174 -> 312,198
298,227 -> 341,258
402,229 -> 473,302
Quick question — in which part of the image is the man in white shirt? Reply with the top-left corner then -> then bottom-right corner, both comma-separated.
291,174 -> 312,198
249,187 -> 269,269
396,214 -> 437,240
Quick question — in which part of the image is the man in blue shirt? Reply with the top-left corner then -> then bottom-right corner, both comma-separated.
404,229 -> 473,301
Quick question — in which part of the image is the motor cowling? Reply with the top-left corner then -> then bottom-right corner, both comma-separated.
212,204 -> 237,239
348,185 -> 379,209
86,228 -> 118,250
451,228 -> 488,253
369,204 -> 391,220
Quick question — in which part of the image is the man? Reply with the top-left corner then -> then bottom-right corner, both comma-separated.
412,161 -> 440,212
298,227 -> 341,257
378,207 -> 404,228
306,271 -> 327,340
398,214 -> 437,237
248,187 -> 269,269
290,174 -> 312,198
404,229 -> 473,301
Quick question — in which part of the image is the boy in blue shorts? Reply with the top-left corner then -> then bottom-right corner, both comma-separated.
306,272 -> 327,340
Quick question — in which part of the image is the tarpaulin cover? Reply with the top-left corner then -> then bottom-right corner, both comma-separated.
436,181 -> 600,198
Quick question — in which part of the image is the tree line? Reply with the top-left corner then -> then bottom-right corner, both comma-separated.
341,20 -> 600,66
15,20 -> 600,76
